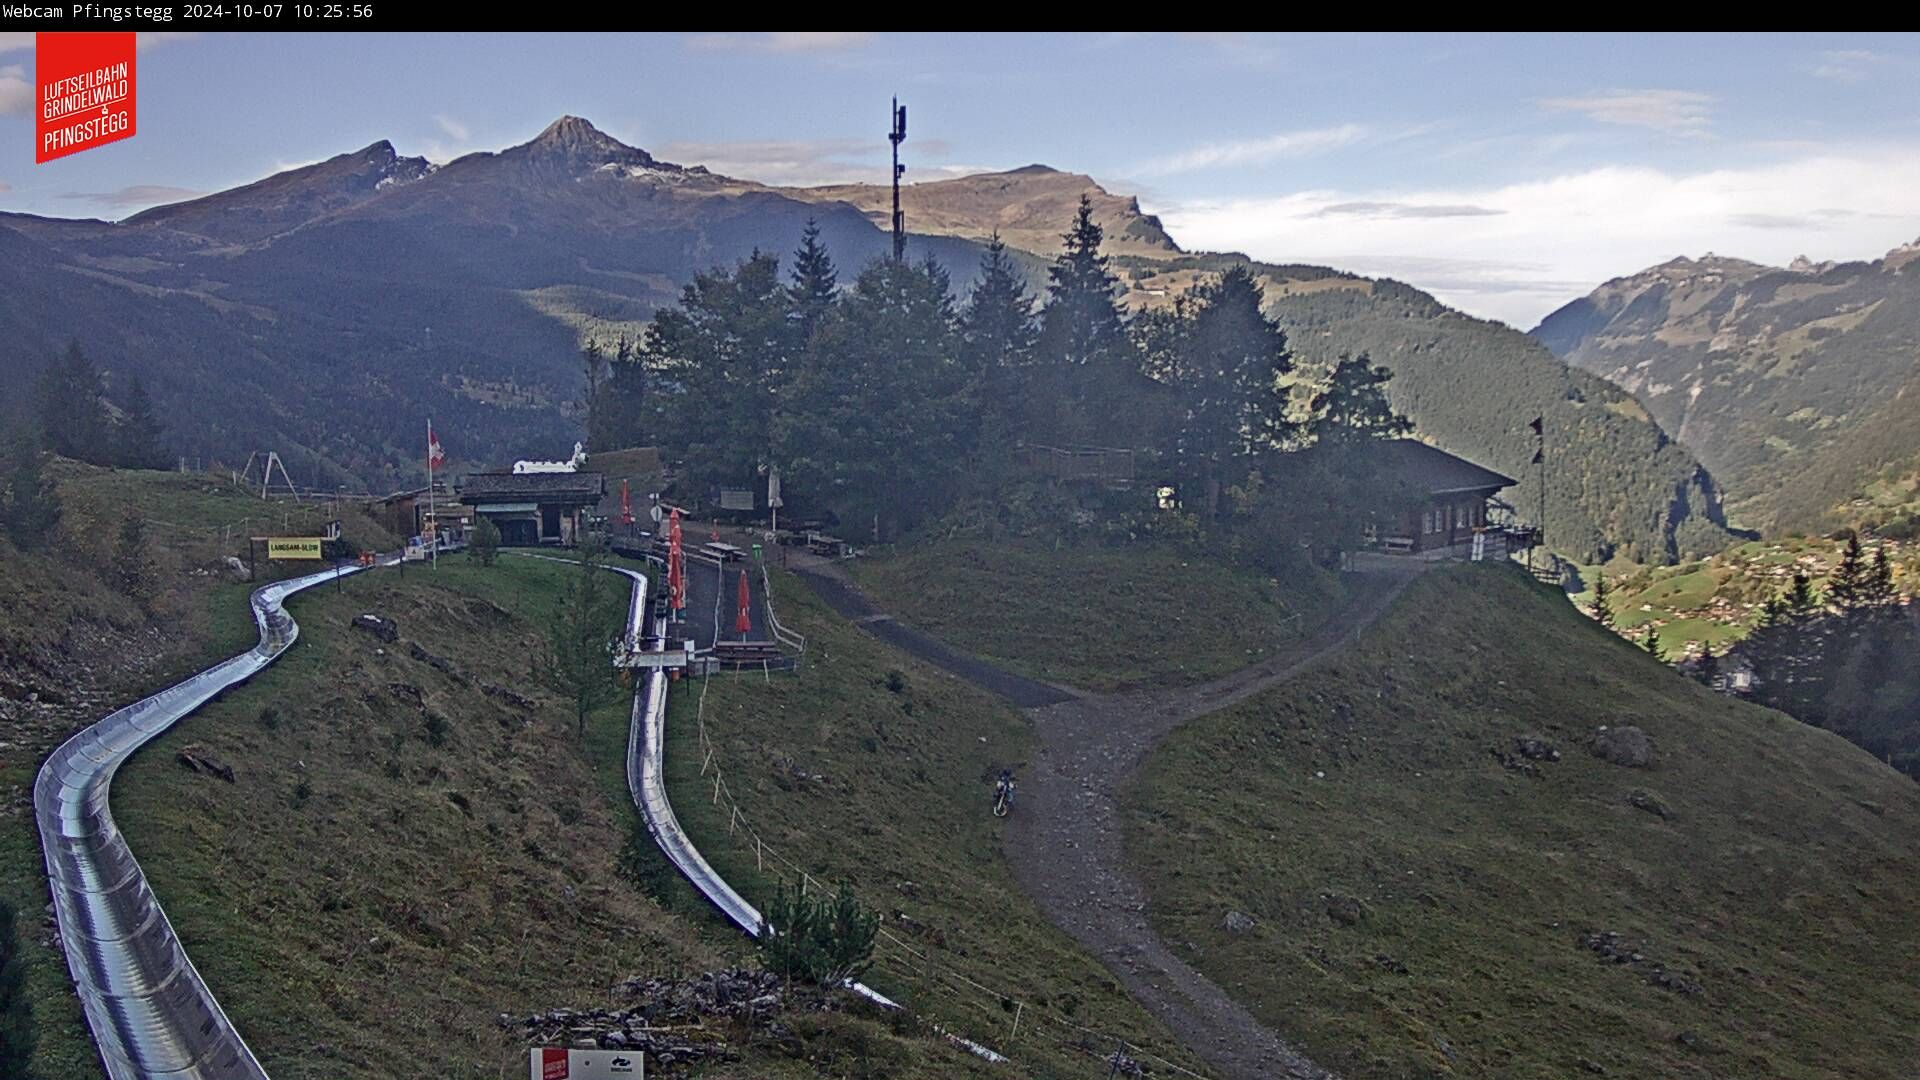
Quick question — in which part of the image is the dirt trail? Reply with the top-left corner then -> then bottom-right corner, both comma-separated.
797,552 -> 1429,1079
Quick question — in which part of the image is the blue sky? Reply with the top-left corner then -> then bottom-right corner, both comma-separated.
3,31 -> 1919,326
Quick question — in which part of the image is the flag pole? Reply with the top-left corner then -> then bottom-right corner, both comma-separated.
427,419 -> 438,569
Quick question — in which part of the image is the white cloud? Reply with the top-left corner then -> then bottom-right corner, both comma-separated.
1810,49 -> 1885,82
1140,124 -> 1367,175
659,135 -> 960,186
687,32 -> 875,54
434,114 -> 470,142
1155,144 -> 1920,328
0,64 -> 27,116
137,32 -> 199,52
1539,89 -> 1713,135
0,33 -> 29,56
60,184 -> 203,209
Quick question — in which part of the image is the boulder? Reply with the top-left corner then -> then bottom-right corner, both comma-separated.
1590,725 -> 1655,768
1222,910 -> 1256,935
1324,894 -> 1368,926
351,613 -> 398,644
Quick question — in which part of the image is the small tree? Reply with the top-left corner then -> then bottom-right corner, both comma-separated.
1643,625 -> 1667,663
467,514 -> 500,566
0,897 -> 35,1078
544,538 -> 622,736
114,375 -> 170,470
1828,533 -> 1866,611
112,511 -> 157,610
2,434 -> 62,552
1696,646 -> 1720,687
757,880 -> 878,987
1591,573 -> 1615,630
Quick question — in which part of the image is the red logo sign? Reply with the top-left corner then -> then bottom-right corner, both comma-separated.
36,32 -> 137,164
540,1048 -> 569,1080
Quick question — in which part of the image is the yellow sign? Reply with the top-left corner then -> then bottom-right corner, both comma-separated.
266,537 -> 324,560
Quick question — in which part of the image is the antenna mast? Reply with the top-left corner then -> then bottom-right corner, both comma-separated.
889,97 -> 907,261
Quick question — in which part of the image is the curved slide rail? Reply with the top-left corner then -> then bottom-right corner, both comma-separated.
606,563 -> 1007,1065
33,559 -> 386,1080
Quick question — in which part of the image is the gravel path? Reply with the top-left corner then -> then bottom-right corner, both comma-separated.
797,552 -> 1428,1079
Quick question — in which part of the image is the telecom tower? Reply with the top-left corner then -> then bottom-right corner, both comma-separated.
889,97 -> 907,261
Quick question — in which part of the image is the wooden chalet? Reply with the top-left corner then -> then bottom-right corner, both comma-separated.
459,471 -> 606,546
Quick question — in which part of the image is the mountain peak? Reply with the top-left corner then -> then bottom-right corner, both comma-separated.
515,115 -> 659,173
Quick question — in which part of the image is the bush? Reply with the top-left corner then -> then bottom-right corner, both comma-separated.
467,514 -> 500,566
757,880 -> 878,987
0,897 -> 35,1078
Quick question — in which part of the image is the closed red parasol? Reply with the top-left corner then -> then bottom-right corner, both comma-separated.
735,569 -> 752,637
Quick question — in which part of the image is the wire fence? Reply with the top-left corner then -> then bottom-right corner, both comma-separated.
677,665 -> 1212,1079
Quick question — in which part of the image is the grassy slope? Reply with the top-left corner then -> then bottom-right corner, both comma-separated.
851,538 -> 1343,692
1129,564 -> 1920,1080
0,465 -> 401,1080
104,557 -> 997,1080
662,568 -> 1215,1078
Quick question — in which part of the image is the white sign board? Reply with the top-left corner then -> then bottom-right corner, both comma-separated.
719,487 -> 755,511
531,1048 -> 643,1079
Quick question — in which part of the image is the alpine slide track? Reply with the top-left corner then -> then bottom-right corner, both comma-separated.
35,539 -> 1412,1078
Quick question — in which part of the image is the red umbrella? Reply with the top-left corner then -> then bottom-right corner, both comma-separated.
735,570 -> 753,637
620,480 -> 634,526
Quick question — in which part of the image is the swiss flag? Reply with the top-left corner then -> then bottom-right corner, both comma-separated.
427,421 -> 446,469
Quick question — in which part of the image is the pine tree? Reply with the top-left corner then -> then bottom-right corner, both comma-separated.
114,375 -> 169,470
961,233 -> 1038,375
1592,574 -> 1615,630
788,218 -> 839,343
0,896 -> 34,1078
113,511 -> 157,610
1037,196 -> 1127,369
466,514 -> 500,567
1828,533 -> 1866,611
1034,197 -> 1133,442
1860,546 -> 1897,610
544,538 -> 621,737
1788,572 -> 1816,613
779,257 -> 969,539
1643,625 -> 1667,663
1696,646 -> 1720,687
35,342 -> 112,465
1169,264 -> 1295,517
1308,353 -> 1413,446
2,433 -> 62,552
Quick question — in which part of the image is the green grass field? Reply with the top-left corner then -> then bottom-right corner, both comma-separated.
850,538 -> 1345,692
658,567 -> 1215,1078
0,465 -> 404,1080
1128,564 -> 1920,1080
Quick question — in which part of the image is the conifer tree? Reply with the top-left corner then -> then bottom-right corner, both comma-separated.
1592,573 -> 1615,630
114,375 -> 169,470
788,218 -> 839,343
2,433 -> 62,552
1644,625 -> 1666,663
1037,196 -> 1128,369
1860,546 -> 1897,611
1828,533 -> 1866,611
1308,353 -> 1413,446
0,896 -> 34,1078
1170,264 -> 1295,517
961,233 -> 1038,377
36,342 -> 112,465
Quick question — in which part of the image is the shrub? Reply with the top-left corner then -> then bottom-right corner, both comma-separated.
757,881 -> 878,987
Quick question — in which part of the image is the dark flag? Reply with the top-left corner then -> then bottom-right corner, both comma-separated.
1528,416 -> 1543,436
